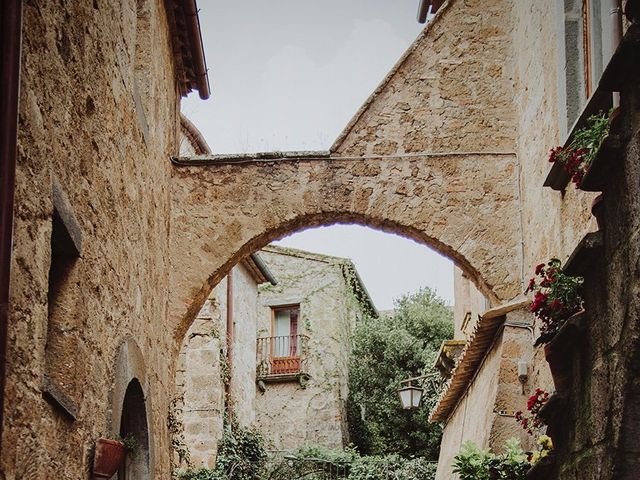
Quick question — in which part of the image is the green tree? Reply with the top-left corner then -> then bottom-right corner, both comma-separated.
348,287 -> 453,459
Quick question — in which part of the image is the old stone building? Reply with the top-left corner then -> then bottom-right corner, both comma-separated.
254,246 -> 376,453
2,1 -> 210,479
176,245 -> 375,466
2,1 -> 639,480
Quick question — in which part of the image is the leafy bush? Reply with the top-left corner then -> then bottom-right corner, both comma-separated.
397,457 -> 438,480
180,468 -> 227,480
452,439 -> 529,480
348,287 -> 453,458
179,424 -> 268,480
216,425 -> 268,480
266,445 -> 436,480
295,444 -> 359,464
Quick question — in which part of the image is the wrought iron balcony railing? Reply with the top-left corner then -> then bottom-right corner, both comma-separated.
256,334 -> 309,378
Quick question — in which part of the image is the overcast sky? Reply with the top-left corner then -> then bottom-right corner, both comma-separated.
182,2 -> 453,310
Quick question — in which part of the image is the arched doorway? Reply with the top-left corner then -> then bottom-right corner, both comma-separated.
109,338 -> 154,480
119,379 -> 150,480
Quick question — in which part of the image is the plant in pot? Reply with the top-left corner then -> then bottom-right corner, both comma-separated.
548,111 -> 610,188
93,434 -> 137,478
526,259 -> 584,392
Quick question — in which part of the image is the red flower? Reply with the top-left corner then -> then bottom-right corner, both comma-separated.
548,146 -> 564,163
535,263 -> 546,275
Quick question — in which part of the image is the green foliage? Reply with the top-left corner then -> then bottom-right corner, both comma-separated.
180,468 -> 227,480
216,424 -> 268,479
266,445 -> 436,480
452,439 -> 529,480
452,442 -> 494,480
348,454 -> 436,480
168,397 -> 192,477
548,110 -> 610,186
179,423 -> 268,480
569,111 -> 610,165
295,444 -> 359,464
348,287 -> 453,458
121,434 -> 138,456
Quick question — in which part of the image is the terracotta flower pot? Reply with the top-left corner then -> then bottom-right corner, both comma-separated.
93,438 -> 126,478
544,343 -> 571,393
591,193 -> 605,231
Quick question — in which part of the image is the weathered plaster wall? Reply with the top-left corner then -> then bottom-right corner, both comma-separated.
2,1 -> 180,478
435,331 -> 503,480
254,247 -> 361,452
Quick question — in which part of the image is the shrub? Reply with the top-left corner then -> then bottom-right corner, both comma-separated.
179,424 -> 268,480
216,425 -> 268,480
180,468 -> 227,480
266,445 -> 437,480
452,439 -> 528,480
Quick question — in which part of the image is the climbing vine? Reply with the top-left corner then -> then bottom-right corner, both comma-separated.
168,397 -> 193,478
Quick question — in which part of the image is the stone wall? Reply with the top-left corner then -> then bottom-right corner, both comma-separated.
435,309 -> 538,480
228,266 -> 259,427
3,1 -> 181,478
176,262 -> 261,468
176,292 -> 225,469
511,0 -> 598,283
168,0 -> 529,344
544,41 -> 640,480
453,266 -> 489,339
254,246 -> 364,452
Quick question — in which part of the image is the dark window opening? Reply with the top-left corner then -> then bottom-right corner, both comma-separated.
119,379 -> 151,480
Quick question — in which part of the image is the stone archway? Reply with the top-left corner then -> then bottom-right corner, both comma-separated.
169,150 -> 522,346
168,0 -> 520,347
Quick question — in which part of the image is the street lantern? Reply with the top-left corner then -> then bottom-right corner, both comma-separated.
398,384 -> 424,410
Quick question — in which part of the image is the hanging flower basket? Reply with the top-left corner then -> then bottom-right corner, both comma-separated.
547,111 -> 610,188
93,438 -> 126,478
526,259 -> 584,346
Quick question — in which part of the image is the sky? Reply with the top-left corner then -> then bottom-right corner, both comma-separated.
182,1 -> 452,310
274,225 -> 454,311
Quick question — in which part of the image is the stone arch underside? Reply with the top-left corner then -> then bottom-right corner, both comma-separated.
168,0 -> 520,346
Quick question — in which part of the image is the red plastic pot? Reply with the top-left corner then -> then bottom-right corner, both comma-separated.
93,438 -> 126,478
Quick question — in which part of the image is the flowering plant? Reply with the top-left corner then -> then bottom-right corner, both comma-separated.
548,111 -> 610,187
529,435 -> 554,464
515,388 -> 549,436
526,259 -> 583,345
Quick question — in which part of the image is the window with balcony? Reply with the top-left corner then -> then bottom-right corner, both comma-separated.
257,305 -> 308,379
